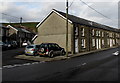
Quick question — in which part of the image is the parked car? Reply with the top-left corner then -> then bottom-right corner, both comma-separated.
38,43 -> 66,58
12,41 -> 18,48
0,41 -> 8,50
5,41 -> 14,49
22,42 -> 28,46
5,42 -> 12,48
25,44 -> 40,56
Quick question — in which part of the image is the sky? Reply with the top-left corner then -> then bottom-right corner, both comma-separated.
0,0 -> 120,29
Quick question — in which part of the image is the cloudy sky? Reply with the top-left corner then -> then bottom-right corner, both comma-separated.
0,0 -> 120,29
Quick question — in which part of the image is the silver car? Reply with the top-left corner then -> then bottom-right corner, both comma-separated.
25,45 -> 40,56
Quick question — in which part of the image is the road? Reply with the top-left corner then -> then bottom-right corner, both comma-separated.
2,47 -> 37,66
2,47 -> 120,81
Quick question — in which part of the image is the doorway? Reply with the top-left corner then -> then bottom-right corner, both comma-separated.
75,38 -> 79,53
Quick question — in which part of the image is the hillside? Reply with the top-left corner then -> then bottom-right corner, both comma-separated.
2,22 -> 39,33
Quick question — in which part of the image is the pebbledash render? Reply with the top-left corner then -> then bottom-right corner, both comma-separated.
34,9 -> 120,54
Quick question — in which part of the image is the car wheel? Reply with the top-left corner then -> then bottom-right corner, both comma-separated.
61,49 -> 65,55
49,51 -> 54,58
40,48 -> 44,52
34,52 -> 38,56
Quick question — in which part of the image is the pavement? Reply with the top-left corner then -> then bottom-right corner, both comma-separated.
15,46 -> 119,62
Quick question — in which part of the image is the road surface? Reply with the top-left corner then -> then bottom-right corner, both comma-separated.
2,47 -> 37,66
2,47 -> 120,81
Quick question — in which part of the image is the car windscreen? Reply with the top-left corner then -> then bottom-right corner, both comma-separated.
49,44 -> 60,48
26,46 -> 34,48
36,45 -> 40,48
0,42 -> 3,45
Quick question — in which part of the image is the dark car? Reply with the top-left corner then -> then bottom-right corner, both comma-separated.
5,42 -> 12,49
0,41 -> 8,50
38,43 -> 66,58
5,41 -> 18,49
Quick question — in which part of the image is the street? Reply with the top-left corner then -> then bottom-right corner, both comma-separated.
2,47 -> 37,66
2,47 -> 120,81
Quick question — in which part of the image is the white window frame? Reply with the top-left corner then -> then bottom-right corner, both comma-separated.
92,29 -> 95,36
75,27 -> 79,36
102,39 -> 104,45
81,39 -> 86,48
102,32 -> 104,37
81,28 -> 85,36
96,30 -> 99,36
92,38 -> 95,47
98,31 -> 101,36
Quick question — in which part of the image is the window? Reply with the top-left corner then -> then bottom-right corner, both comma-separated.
113,39 -> 115,45
92,39 -> 95,47
112,33 -> 114,38
102,39 -> 104,45
98,31 -> 101,36
109,33 -> 112,37
107,32 -> 109,37
96,30 -> 99,36
107,39 -> 110,45
92,29 -> 95,36
81,39 -> 86,48
116,39 -> 118,44
102,32 -> 104,37
75,27 -> 79,36
81,28 -> 85,36
116,33 -> 117,37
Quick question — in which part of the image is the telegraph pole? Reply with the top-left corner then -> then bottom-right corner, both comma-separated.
66,0 -> 68,57
20,17 -> 22,26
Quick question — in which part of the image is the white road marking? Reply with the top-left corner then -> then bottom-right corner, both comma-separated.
22,63 -> 31,66
40,61 -> 45,63
76,63 -> 87,68
113,51 -> 119,56
3,65 -> 15,68
31,62 -> 39,65
3,61 -> 46,69
82,63 -> 87,66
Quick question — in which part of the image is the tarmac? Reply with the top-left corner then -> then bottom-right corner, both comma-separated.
15,46 -> 119,62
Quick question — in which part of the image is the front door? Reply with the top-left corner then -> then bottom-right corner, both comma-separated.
75,39 -> 79,53
96,39 -> 99,49
110,39 -> 113,47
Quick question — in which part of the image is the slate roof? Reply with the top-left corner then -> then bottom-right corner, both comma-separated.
14,27 -> 31,33
7,25 -> 31,33
53,9 -> 120,33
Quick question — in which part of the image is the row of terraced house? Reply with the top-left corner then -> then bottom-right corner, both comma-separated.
0,24 -> 35,47
34,9 -> 120,54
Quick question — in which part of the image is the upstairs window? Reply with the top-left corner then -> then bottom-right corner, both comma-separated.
75,27 -> 79,36
106,32 -> 109,37
81,28 -> 85,36
102,32 -> 104,37
92,29 -> 95,36
98,31 -> 101,36
96,30 -> 99,36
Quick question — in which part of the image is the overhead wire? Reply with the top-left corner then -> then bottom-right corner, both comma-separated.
79,0 -> 113,21
68,0 -> 75,8
1,12 -> 27,22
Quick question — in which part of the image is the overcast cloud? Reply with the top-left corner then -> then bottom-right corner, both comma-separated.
0,0 -> 119,29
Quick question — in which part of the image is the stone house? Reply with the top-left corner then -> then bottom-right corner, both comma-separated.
34,9 -> 120,54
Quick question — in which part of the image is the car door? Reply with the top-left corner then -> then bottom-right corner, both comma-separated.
54,44 -> 61,55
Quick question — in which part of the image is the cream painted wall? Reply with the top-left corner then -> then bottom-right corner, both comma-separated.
34,12 -> 73,51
